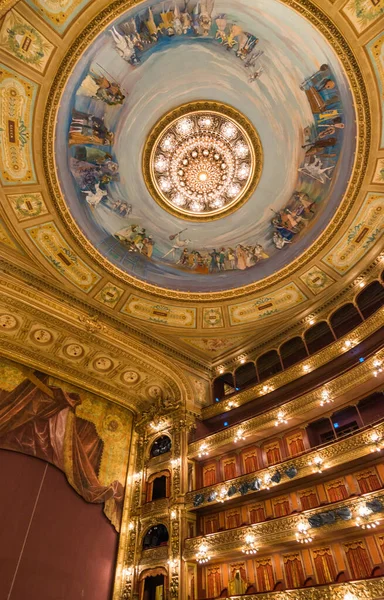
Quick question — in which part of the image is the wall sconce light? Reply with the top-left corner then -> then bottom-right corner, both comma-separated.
234,428 -> 246,443
123,567 -> 133,579
239,356 -> 246,364
227,400 -> 238,410
342,339 -> 352,351
128,521 -> 135,531
196,542 -> 211,564
134,471 -> 142,481
217,487 -> 228,503
242,534 -> 258,555
355,504 -> 380,529
170,509 -> 177,520
275,410 -> 288,427
218,367 -> 224,374
308,456 -> 324,473
343,591 -> 358,600
303,364 -> 310,373
320,389 -> 333,406
296,522 -> 313,544
369,430 -> 383,452
168,558 -> 178,570
262,384 -> 272,394
171,457 -> 180,467
198,443 -> 209,458
373,359 -> 383,377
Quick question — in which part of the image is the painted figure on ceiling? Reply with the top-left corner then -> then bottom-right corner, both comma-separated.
69,109 -> 114,146
76,72 -> 125,105
199,0 -> 215,35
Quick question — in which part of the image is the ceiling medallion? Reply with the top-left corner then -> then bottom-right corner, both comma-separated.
143,101 -> 263,221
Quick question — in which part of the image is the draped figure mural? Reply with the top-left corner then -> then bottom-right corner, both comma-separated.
0,358 -> 132,530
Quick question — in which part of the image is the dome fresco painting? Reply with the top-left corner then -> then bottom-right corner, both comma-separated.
55,0 -> 356,293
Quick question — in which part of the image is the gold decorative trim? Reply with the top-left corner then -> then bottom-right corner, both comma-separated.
200,307 -> 384,421
142,101 -> 263,222
184,489 -> 384,558
42,0 -> 370,301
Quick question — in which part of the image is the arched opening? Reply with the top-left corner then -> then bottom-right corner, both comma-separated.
150,435 -> 172,458
331,406 -> 362,438
256,350 -> 282,382
304,321 -> 335,354
146,471 -> 170,502
212,373 -> 236,401
330,303 -> 363,338
280,337 -> 308,369
234,362 -> 258,389
142,524 -> 169,550
358,392 -> 384,425
356,281 -> 384,319
306,418 -> 335,447
140,568 -> 168,600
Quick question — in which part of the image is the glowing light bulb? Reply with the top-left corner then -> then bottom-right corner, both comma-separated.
198,172 -> 208,182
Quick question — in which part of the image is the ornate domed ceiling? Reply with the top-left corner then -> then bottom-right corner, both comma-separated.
0,0 -> 382,375
52,0 -> 357,293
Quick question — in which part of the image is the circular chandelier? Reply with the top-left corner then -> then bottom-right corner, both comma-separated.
143,101 -> 263,221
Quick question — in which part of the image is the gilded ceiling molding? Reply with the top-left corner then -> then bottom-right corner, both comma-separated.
43,0 -> 370,302
183,489 -> 384,558
0,290 -> 196,412
0,0 -> 19,19
202,307 -> 384,421
185,420 -> 384,508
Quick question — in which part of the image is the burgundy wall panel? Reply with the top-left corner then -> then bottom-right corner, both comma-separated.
0,450 -> 118,600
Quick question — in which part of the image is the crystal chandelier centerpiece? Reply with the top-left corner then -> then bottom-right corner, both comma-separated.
143,102 -> 262,221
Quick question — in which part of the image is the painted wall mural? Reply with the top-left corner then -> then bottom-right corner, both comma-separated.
229,283 -> 307,326
0,357 -> 132,530
0,9 -> 54,72
27,221 -> 101,292
367,32 -> 384,148
6,192 -> 49,221
299,266 -> 335,296
342,0 -> 384,35
55,0 -> 356,293
0,65 -> 36,185
322,193 -> 384,275
26,0 -> 93,34
121,294 -> 196,327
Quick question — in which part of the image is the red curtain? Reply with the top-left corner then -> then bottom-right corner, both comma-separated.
284,554 -> 305,588
312,548 -> 337,584
203,465 -> 216,487
344,542 -> 372,579
244,452 -> 258,474
356,471 -> 381,494
287,435 -> 305,456
224,460 -> 237,480
299,490 -> 319,510
205,517 -> 218,535
265,444 -> 281,465
0,376 -> 123,529
273,497 -> 290,517
226,510 -> 240,529
256,558 -> 274,592
207,566 -> 222,598
249,504 -> 265,523
326,481 -> 348,502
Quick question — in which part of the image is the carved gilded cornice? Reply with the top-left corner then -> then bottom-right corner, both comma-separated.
139,546 -> 168,567
186,421 -> 384,509
184,489 -> 384,559
194,577 -> 384,600
201,308 -> 384,421
0,0 -> 18,18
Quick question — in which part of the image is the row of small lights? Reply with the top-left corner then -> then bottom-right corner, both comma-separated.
196,495 -> 382,561
197,428 -> 384,504
216,279 -> 370,378
205,353 -> 384,455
